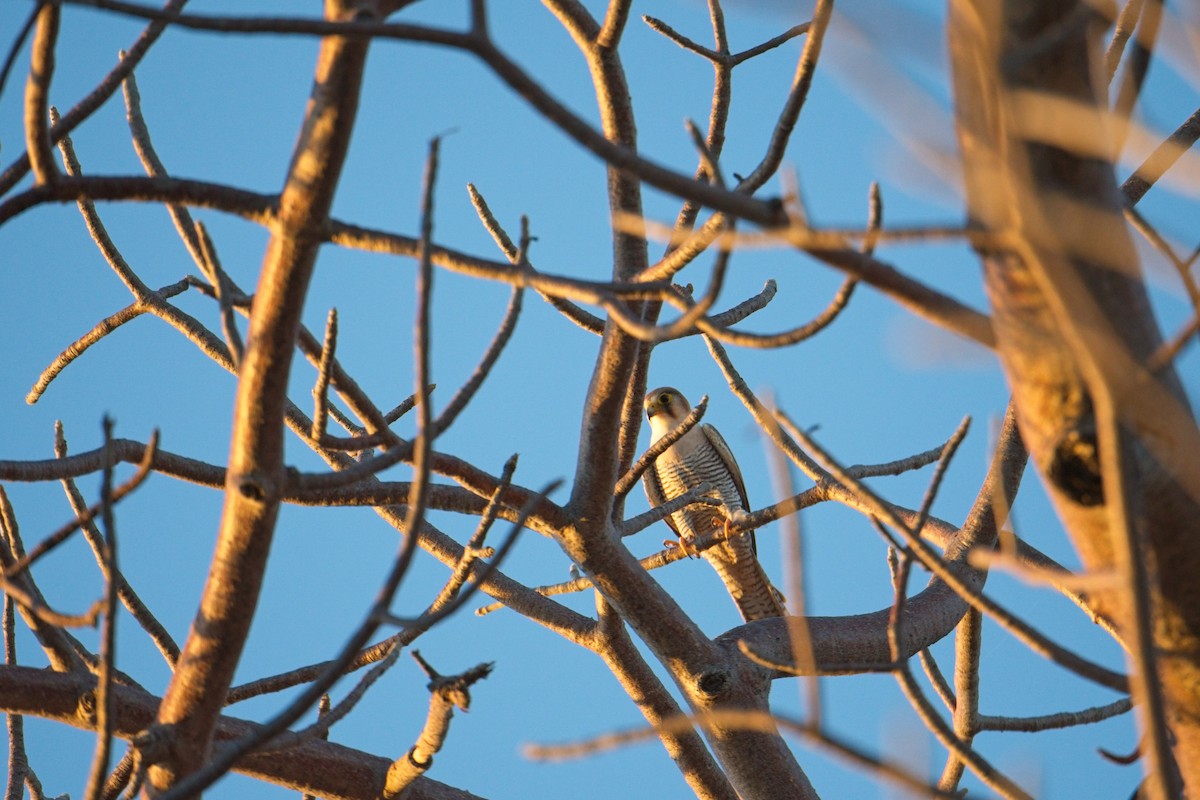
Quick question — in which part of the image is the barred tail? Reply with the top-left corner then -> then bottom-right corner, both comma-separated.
704,543 -> 786,622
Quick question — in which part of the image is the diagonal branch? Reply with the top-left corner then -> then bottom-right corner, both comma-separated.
149,5 -> 374,790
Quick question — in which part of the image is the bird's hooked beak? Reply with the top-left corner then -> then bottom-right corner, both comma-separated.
644,387 -> 683,422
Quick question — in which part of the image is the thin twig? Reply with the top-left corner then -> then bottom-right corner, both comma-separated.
919,649 -> 956,713
466,183 -> 601,333
0,2 -> 41,113
5,431 -> 159,580
257,643 -> 403,755
1122,104 -> 1200,206
614,396 -> 707,500
54,423 -> 179,667
888,555 -> 1032,799
26,278 -> 191,404
4,593 -> 28,800
193,221 -> 243,366
311,309 -> 338,440
980,697 -> 1133,733
83,418 -> 119,800
433,284 -> 523,434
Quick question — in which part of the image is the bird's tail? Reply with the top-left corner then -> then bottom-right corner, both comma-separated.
704,543 -> 786,622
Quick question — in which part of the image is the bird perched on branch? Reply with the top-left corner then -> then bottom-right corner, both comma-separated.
642,387 -> 785,622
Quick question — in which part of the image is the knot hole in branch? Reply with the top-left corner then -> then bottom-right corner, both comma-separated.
1048,425 -> 1104,507
697,668 -> 730,699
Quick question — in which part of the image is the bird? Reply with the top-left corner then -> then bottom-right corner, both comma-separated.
641,386 -> 785,622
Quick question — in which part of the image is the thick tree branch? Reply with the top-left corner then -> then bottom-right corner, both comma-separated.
0,665 -> 482,800
149,4 -> 373,790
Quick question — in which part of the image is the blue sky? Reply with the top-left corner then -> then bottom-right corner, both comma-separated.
1,1 -> 1198,797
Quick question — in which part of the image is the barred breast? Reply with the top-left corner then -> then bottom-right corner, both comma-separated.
654,440 -> 785,622
656,442 -> 744,541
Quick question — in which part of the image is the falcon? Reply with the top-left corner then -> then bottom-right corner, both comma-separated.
642,387 -> 785,622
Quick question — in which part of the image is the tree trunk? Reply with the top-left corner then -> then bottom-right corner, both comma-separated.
948,0 -> 1200,793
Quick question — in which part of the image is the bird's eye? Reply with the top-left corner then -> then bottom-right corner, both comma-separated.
659,392 -> 672,405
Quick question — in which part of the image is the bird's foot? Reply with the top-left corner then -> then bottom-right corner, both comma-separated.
723,509 -> 751,539
663,537 -> 698,558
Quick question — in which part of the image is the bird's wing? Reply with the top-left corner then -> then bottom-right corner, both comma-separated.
701,423 -> 756,554
701,424 -> 749,511
642,461 -> 681,538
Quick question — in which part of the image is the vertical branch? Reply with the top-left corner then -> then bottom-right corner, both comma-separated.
3,594 -> 27,800
1094,407 -> 1176,799
761,401 -> 820,725
83,419 -> 119,800
149,1 -> 373,790
24,0 -> 60,185
590,596 -> 739,800
404,135 -> 439,541
1109,0 -> 1161,157
193,222 -> 244,367
937,608 -> 982,791
311,309 -> 339,440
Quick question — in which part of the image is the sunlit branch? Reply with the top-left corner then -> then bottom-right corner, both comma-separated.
193,221 -> 243,367
311,309 -> 339,441
0,0 -> 189,197
382,654 -> 494,797
25,278 -> 191,405
23,1 -> 59,186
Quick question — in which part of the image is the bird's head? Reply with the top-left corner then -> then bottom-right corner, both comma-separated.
644,387 -> 690,437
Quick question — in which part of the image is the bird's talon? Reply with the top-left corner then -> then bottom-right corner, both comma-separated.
664,538 -> 698,558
